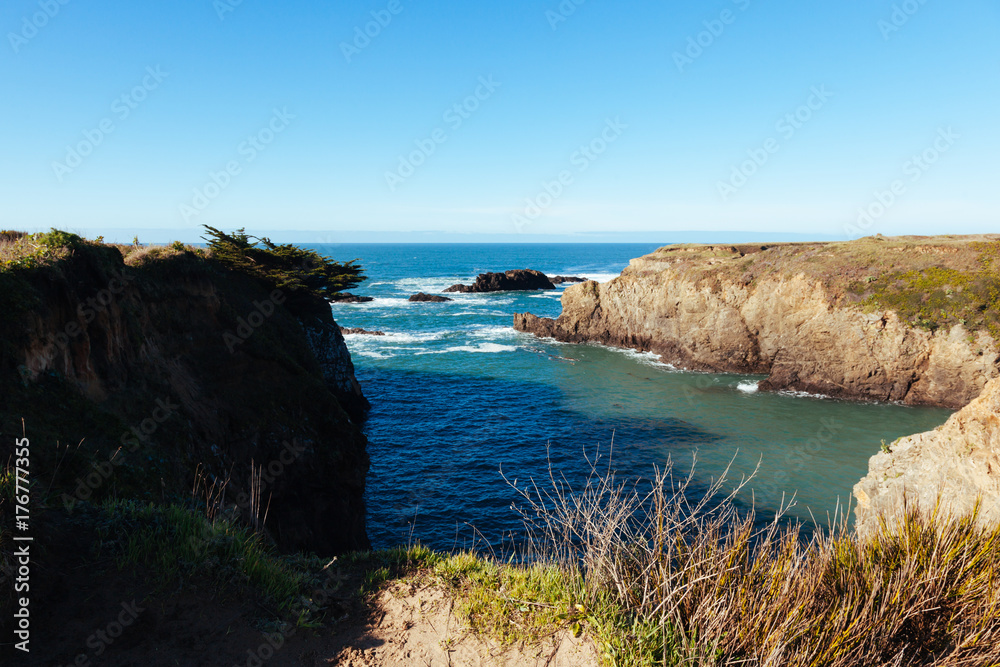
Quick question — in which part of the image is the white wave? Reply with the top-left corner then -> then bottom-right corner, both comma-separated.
344,331 -> 447,344
529,293 -> 562,299
371,298 -> 416,308
737,381 -> 759,393
606,347 -> 674,369
469,325 -> 520,340
449,310 -> 509,317
389,276 -> 472,294
417,343 -> 517,355
578,272 -> 620,284
354,349 -> 397,359
451,294 -> 516,305
777,389 -> 830,400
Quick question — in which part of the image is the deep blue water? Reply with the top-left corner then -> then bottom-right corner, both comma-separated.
315,244 -> 953,551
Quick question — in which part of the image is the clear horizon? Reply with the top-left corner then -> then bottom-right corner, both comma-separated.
2,0 -> 997,241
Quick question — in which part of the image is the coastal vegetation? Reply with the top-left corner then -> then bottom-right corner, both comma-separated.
6,446 -> 998,665
654,235 -> 1000,338
4,231 -> 1000,664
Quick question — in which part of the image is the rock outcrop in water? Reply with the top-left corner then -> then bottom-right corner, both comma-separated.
445,269 -> 555,293
340,326 -> 387,335
854,377 -> 1000,534
0,240 -> 370,555
330,293 -> 374,303
515,238 -> 1000,409
548,275 -> 587,285
409,292 -> 453,302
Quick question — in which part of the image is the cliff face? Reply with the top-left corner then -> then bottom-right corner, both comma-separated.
515,239 -> 1000,408
854,377 -> 1000,534
0,243 -> 370,555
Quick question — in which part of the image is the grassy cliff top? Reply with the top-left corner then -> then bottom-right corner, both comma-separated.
638,234 -> 1000,338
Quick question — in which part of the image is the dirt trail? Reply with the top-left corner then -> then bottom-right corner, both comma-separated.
325,582 -> 600,667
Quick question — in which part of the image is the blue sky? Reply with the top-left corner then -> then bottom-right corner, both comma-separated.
1,0 -> 997,242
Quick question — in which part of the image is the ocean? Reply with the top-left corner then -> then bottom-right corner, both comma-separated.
318,243 -> 953,551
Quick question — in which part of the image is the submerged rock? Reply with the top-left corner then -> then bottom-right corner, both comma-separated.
340,327 -> 386,335
409,292 -> 452,302
445,269 -> 555,293
330,293 -> 374,303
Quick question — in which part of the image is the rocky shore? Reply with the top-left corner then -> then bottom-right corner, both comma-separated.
515,235 -> 1000,532
515,238 -> 1000,409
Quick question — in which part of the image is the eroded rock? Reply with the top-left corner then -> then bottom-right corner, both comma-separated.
445,269 -> 555,293
854,377 -> 1000,534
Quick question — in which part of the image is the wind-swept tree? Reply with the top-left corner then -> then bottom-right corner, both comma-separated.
201,226 -> 365,301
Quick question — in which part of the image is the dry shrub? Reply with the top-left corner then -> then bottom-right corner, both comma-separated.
505,451 -> 1000,666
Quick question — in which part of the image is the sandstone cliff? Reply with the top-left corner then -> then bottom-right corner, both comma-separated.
854,377 -> 1000,534
515,237 -> 1000,408
0,239 -> 370,555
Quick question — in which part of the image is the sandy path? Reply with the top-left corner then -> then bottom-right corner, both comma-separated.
325,582 -> 601,667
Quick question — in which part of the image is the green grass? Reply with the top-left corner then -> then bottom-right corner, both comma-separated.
852,242 -> 1000,338
342,544 -> 442,593
98,501 -> 306,610
648,235 -> 1000,338
437,554 -> 586,644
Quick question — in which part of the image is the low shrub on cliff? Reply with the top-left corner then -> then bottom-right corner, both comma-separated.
0,228 -> 80,271
853,244 -> 1000,339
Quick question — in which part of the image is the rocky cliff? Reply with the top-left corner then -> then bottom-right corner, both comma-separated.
515,237 -> 1000,408
0,238 -> 370,555
854,377 -> 1000,534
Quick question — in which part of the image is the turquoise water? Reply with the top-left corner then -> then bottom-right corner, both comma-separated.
319,244 -> 953,550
